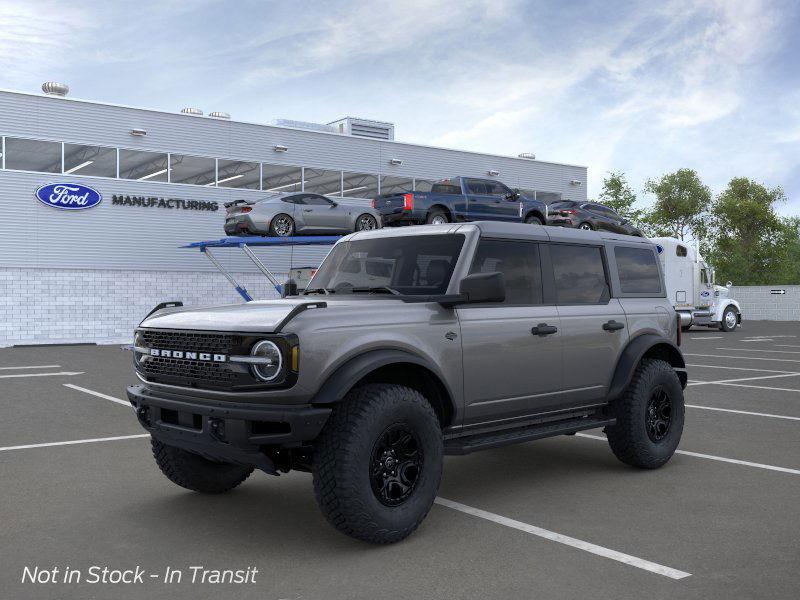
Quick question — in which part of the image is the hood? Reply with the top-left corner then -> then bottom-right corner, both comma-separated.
140,298 -> 316,333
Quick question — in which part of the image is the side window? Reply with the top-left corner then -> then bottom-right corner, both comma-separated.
614,247 -> 662,294
676,245 -> 688,257
465,179 -> 489,195
469,240 -> 543,305
485,181 -> 511,197
304,195 -> 334,206
282,195 -> 303,204
430,180 -> 462,194
550,244 -> 608,304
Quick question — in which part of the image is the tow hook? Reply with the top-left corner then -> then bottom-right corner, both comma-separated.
136,405 -> 151,426
209,418 -> 226,442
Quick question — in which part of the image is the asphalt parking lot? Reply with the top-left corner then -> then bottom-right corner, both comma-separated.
2,320 -> 799,600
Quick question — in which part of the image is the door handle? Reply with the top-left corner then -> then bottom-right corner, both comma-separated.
303,209 -> 313,212
602,320 -> 625,331
531,323 -> 558,336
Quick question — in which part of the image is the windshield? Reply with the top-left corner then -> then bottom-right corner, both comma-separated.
307,234 -> 465,295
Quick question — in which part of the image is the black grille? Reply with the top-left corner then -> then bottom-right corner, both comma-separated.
139,330 -> 237,354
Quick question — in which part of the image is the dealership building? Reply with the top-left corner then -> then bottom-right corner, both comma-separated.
0,85 -> 588,346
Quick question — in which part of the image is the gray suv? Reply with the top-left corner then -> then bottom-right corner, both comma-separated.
127,222 -> 687,544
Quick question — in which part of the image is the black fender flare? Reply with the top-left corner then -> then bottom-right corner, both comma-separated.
607,334 -> 686,401
311,348 -> 456,408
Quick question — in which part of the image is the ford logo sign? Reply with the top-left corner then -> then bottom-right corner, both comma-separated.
35,183 -> 102,210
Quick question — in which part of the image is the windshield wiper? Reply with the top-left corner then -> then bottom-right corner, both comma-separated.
350,286 -> 401,295
303,287 -> 333,295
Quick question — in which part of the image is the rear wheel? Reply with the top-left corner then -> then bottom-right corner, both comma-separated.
525,214 -> 543,225
579,222 -> 593,231
426,209 -> 449,225
313,383 -> 443,544
355,213 -> 378,231
720,307 -> 738,332
269,214 -> 295,237
605,358 -> 684,469
151,438 -> 253,494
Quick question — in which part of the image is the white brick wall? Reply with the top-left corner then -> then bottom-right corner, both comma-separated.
729,286 -> 800,322
0,268 -> 280,347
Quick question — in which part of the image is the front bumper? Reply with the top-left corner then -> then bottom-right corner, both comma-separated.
127,384 -> 331,473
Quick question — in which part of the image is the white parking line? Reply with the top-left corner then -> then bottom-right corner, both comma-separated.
686,363 -> 797,374
63,384 -> 130,407
687,373 -> 800,387
713,382 -> 800,394
434,497 -> 691,579
776,344 -> 800,349
0,371 -> 84,379
684,353 -> 800,364
717,348 -> 800,355
0,365 -> 62,370
0,434 -> 149,453
740,339 -> 773,342
688,336 -> 723,340
576,433 -> 800,475
686,404 -> 800,421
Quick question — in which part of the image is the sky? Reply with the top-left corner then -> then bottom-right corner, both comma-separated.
1,0 -> 799,213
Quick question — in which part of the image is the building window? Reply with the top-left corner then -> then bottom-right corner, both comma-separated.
341,171 -> 378,198
534,191 -> 562,204
4,138 -> 61,173
262,164 -> 302,193
379,175 -> 413,195
170,154 -> 216,186
414,178 -> 436,192
119,149 -> 169,182
217,159 -> 260,189
63,144 -> 117,177
304,168 -> 342,196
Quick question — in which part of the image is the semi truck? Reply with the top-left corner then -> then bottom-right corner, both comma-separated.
651,237 -> 742,332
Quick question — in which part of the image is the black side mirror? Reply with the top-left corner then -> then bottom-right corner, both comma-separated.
281,279 -> 298,297
329,201 -> 338,208
459,272 -> 505,304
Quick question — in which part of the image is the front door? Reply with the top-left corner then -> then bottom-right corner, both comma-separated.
546,243 -> 629,406
458,238 -> 563,427
299,195 -> 348,232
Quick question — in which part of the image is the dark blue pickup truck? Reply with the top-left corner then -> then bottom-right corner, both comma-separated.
372,177 -> 548,226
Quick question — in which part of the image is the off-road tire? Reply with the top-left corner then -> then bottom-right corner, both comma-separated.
605,358 -> 684,469
525,214 -> 544,225
720,306 -> 738,332
313,383 -> 443,544
426,209 -> 449,225
269,213 -> 295,237
151,438 -> 253,494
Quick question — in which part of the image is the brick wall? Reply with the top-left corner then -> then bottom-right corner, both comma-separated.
0,268 -> 281,347
729,286 -> 800,322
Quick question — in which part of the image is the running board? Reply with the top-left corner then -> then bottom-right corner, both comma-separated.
444,416 -> 615,455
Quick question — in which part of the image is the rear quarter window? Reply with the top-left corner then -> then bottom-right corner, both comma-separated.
550,244 -> 609,304
614,246 -> 662,294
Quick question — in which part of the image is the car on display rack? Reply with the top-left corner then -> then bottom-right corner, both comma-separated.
224,192 -> 382,237
546,200 -> 644,236
372,176 -> 548,227
128,221 -> 686,544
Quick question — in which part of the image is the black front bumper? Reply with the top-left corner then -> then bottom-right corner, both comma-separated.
127,384 -> 331,473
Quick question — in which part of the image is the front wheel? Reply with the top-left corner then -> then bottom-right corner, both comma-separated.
269,214 -> 295,237
720,307 -> 738,332
605,358 -> 684,469
355,213 -> 379,231
313,383 -> 443,544
151,438 -> 253,494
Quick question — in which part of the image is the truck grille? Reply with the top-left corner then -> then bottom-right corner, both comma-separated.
139,330 -> 237,354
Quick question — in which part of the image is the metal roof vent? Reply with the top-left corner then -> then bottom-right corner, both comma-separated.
180,107 -> 204,116
209,111 -> 230,119
42,82 -> 69,96
328,117 -> 395,141
518,152 -> 536,160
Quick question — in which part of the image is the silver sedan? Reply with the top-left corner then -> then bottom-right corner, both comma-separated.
224,192 -> 382,237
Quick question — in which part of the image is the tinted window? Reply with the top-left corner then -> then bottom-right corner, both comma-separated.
430,179 -> 462,194
551,244 -> 608,304
304,195 -> 333,206
615,247 -> 662,294
465,179 -> 489,195
676,245 -> 688,257
550,201 -> 577,210
309,235 -> 465,295
5,138 -> 61,173
470,240 -> 542,305
484,181 -> 512,197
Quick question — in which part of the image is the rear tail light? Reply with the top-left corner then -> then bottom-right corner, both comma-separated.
560,209 -> 577,215
371,199 -> 377,209
241,207 -> 252,213
676,313 -> 682,346
403,193 -> 414,211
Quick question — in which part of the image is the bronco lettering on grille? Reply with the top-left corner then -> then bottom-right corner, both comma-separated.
149,349 -> 227,362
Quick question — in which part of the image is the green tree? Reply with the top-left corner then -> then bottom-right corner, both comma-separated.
599,171 -> 641,222
642,169 -> 711,240
706,177 -> 793,285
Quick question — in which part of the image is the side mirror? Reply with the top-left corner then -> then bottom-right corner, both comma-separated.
281,279 -> 299,297
726,281 -> 732,288
329,201 -> 338,208
458,272 -> 505,304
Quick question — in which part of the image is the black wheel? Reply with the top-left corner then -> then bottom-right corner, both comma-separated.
720,307 -> 738,332
151,438 -> 253,494
525,214 -> 543,225
605,358 -> 684,469
313,383 -> 443,544
355,213 -> 378,231
578,222 -> 593,231
269,213 -> 295,237
426,209 -> 449,225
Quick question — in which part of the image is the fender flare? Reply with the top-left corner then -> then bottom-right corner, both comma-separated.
524,209 -> 546,224
311,348 -> 456,409
607,334 -> 686,401
715,299 -> 742,323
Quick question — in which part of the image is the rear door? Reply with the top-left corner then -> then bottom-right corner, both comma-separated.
458,238 -> 563,427
464,179 -> 499,221
545,242 -> 628,407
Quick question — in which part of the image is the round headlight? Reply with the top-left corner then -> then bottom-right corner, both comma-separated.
251,340 -> 283,382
